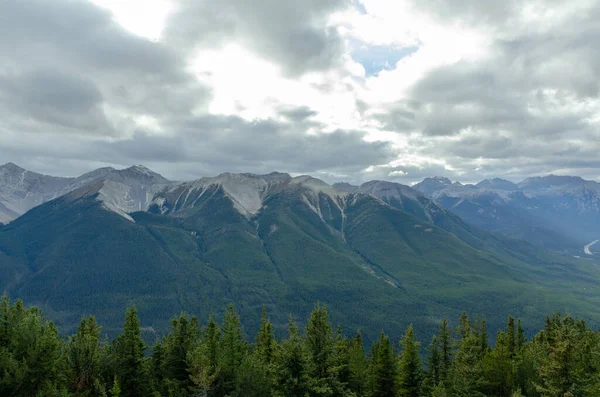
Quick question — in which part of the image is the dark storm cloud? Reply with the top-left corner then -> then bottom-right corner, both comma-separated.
92,114 -> 396,178
0,69 -> 111,133
165,0 -> 351,76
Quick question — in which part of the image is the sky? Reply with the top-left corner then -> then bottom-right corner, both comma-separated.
0,0 -> 599,184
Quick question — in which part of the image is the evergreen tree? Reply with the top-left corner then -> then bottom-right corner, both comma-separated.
450,332 -> 484,396
306,303 -> 334,379
218,305 -> 247,395
235,307 -> 276,397
438,319 -> 452,381
115,306 -> 147,397
534,314 -> 592,396
397,324 -> 423,397
481,331 -> 513,396
333,325 -> 352,387
507,316 -> 516,358
255,306 -> 275,364
305,303 -> 345,395
457,312 -> 470,340
516,318 -> 525,352
188,313 -> 221,396
235,350 -> 272,397
347,331 -> 368,396
479,316 -> 489,357
0,298 -> 67,396
109,377 -> 121,397
162,313 -> 201,392
369,331 -> 398,397
66,316 -> 106,397
426,335 -> 441,385
7,297 -> 600,397
430,381 -> 448,397
149,341 -> 166,395
272,316 -> 311,397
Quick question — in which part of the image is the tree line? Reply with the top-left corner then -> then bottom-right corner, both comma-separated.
2,296 -> 600,396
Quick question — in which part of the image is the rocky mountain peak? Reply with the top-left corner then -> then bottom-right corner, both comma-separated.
413,176 -> 454,197
333,182 -> 359,193
0,162 -> 25,173
476,178 -> 518,191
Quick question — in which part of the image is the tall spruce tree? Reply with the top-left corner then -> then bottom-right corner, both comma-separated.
427,335 -> 441,385
369,331 -> 398,397
347,331 -> 368,396
218,305 -> 247,395
255,306 -> 275,364
305,303 -> 349,396
306,303 -> 334,380
398,324 -> 423,397
438,319 -> 452,381
450,331 -> 485,396
162,313 -> 201,393
457,312 -> 470,340
507,316 -> 516,358
481,331 -> 513,396
66,316 -> 105,397
235,307 -> 275,397
516,318 -> 525,352
115,306 -> 147,397
188,312 -> 221,395
272,316 -> 311,397
479,316 -> 489,357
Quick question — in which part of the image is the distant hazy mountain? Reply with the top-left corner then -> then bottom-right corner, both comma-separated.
1,166 -> 599,340
0,163 -> 170,223
477,178 -> 519,191
412,176 -> 453,197
414,174 -> 600,253
0,163 -> 73,223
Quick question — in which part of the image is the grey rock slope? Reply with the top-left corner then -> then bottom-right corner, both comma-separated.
0,163 -> 170,223
0,163 -> 73,223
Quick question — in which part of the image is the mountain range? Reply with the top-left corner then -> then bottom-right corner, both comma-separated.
412,175 -> 600,254
0,162 -> 599,342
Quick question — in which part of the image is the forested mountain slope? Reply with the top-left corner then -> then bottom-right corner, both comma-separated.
1,170 -> 599,342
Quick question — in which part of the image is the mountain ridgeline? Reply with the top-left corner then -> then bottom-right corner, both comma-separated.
413,175 -> 600,253
0,163 -> 599,342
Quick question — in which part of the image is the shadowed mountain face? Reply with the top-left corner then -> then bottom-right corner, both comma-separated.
414,175 -> 600,254
1,165 -> 600,342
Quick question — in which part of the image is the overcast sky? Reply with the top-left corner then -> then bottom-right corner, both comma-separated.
1,0 -> 599,184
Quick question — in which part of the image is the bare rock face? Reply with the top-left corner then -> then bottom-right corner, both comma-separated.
0,163 -> 170,223
0,163 -> 73,223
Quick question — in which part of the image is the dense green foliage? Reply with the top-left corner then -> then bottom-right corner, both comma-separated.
3,296 -> 600,397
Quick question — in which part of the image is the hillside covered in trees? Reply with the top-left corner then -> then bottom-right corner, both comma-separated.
2,297 -> 600,397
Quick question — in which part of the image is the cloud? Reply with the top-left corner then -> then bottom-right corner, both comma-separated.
1,0 -> 599,186
357,0 -> 600,182
0,69 -> 111,133
0,0 -> 209,130
92,114 -> 395,179
165,0 -> 352,77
